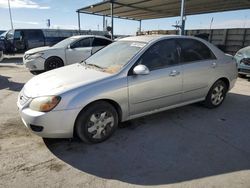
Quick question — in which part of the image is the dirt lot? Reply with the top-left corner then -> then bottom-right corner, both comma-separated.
0,58 -> 250,188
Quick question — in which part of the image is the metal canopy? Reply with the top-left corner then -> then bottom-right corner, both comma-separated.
77,0 -> 250,21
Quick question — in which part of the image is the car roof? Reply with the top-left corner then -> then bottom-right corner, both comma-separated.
70,35 -> 112,40
119,35 -> 207,43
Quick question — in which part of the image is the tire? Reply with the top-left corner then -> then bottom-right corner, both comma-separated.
30,70 -> 43,75
75,101 -> 118,144
204,80 -> 228,108
45,57 -> 64,71
238,73 -> 246,78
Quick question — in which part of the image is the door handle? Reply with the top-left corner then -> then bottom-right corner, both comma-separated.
211,62 -> 217,68
169,70 -> 180,77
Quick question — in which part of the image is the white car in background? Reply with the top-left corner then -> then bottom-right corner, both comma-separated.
23,35 -> 112,74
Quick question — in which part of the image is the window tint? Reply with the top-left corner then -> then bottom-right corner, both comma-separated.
92,38 -> 112,46
14,31 -> 22,39
71,38 -> 91,48
138,39 -> 178,71
24,30 -> 44,40
177,39 -> 216,63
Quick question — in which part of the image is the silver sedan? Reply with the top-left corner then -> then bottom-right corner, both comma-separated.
17,35 -> 237,143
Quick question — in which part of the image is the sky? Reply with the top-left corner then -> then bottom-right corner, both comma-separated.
0,0 -> 250,35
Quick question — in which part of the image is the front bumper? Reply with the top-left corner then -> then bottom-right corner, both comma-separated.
23,56 -> 46,71
17,94 -> 81,138
238,65 -> 250,75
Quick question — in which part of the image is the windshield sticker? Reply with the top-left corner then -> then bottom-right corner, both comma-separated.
130,42 -> 146,48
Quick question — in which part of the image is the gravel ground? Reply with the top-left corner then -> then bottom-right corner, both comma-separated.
0,58 -> 250,188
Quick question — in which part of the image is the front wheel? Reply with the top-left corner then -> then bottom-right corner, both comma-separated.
75,101 -> 118,144
45,57 -> 64,71
238,73 -> 246,78
30,70 -> 44,75
204,80 -> 228,108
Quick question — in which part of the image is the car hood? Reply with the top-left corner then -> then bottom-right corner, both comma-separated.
25,46 -> 51,55
23,63 -> 111,98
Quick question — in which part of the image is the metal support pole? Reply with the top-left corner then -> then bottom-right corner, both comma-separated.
139,20 -> 142,32
180,0 -> 185,35
8,0 -> 13,29
110,1 -> 114,40
78,11 -> 81,33
103,16 -> 106,31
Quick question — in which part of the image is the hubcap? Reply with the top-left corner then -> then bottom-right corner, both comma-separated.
49,61 -> 58,69
87,111 -> 114,139
211,85 -> 224,105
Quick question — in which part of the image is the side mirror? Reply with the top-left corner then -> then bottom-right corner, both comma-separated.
133,64 -> 150,75
67,45 -> 72,49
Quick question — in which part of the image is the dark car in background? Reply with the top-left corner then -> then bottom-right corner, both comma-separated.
0,29 -> 109,55
0,29 -> 64,54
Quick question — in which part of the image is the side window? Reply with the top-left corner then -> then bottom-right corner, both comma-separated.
71,38 -> 91,48
14,31 -> 22,40
92,38 -> 112,47
138,39 -> 179,71
177,39 -> 216,63
25,30 -> 44,40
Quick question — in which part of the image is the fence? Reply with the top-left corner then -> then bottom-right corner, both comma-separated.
137,28 -> 250,55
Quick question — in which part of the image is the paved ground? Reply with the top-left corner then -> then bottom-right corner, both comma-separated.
0,58 -> 250,188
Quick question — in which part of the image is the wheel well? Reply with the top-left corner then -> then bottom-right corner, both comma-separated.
73,99 -> 122,137
217,77 -> 230,90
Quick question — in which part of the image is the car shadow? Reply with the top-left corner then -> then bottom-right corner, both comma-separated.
0,75 -> 24,91
44,92 -> 250,185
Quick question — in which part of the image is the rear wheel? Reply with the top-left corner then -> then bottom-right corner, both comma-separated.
204,80 -> 227,108
45,57 -> 64,71
75,101 -> 118,144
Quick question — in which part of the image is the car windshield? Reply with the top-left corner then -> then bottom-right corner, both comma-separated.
53,37 -> 77,48
85,41 -> 146,74
0,31 -> 7,38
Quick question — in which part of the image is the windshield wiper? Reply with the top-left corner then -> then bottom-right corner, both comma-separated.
87,63 -> 104,69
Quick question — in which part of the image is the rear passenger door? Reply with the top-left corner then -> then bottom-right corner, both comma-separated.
177,38 -> 217,102
65,37 -> 93,65
92,37 -> 112,54
24,30 -> 45,50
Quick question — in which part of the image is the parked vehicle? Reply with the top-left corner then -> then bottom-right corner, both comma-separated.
17,35 -> 237,143
234,46 -> 250,77
23,35 -> 112,74
0,29 -> 64,54
0,29 -> 109,56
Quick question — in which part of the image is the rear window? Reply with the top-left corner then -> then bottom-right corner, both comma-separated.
92,38 -> 112,46
177,38 -> 216,63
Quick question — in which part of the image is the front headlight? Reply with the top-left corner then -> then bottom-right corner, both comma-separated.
29,96 -> 61,112
27,52 -> 44,60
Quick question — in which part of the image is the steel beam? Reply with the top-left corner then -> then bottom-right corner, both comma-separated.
180,0 -> 185,35
111,1 -> 114,40
78,11 -> 81,32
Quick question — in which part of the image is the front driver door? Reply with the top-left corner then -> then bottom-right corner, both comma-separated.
128,39 -> 183,116
65,37 -> 93,65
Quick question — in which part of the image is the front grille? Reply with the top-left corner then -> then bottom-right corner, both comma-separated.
241,58 -> 250,66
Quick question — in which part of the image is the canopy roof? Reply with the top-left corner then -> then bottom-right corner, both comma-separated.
77,0 -> 250,21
